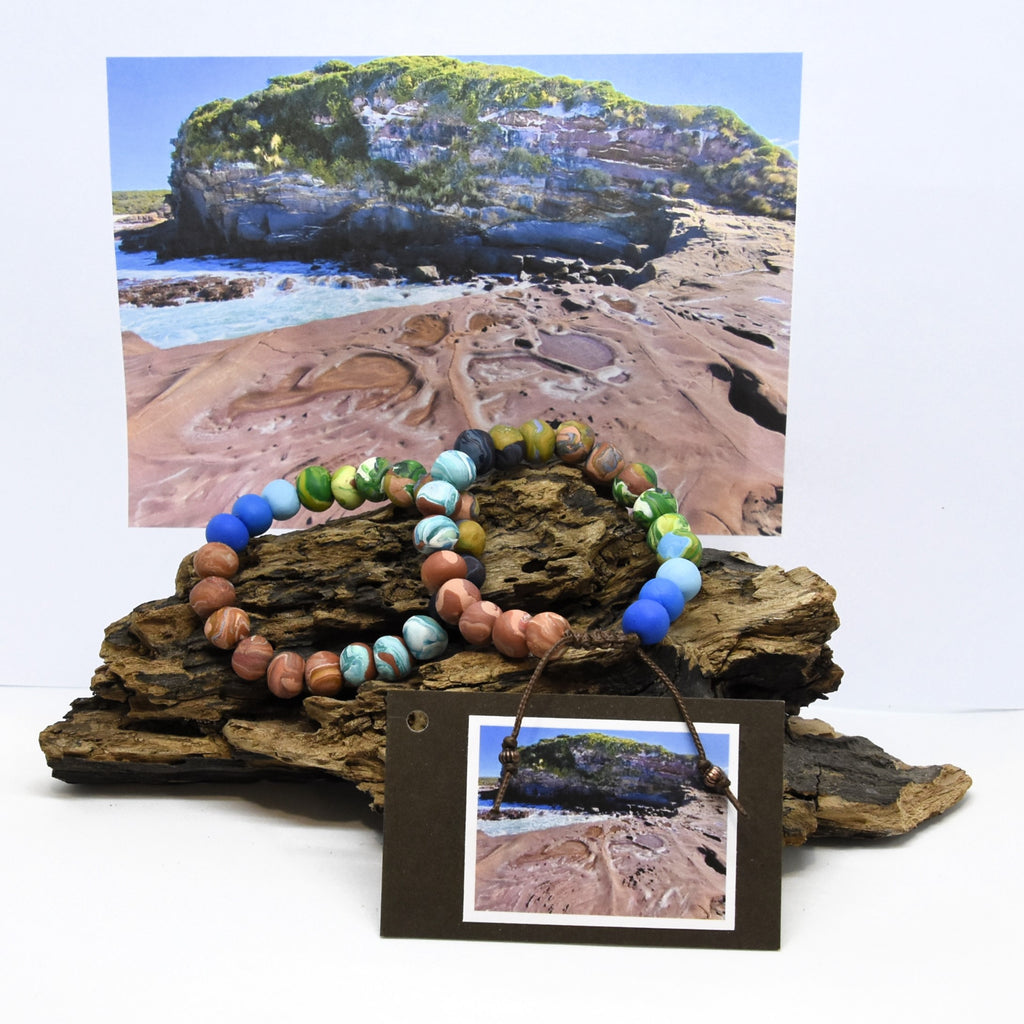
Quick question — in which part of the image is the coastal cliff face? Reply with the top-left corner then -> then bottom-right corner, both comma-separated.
502,733 -> 704,812
159,57 -> 796,271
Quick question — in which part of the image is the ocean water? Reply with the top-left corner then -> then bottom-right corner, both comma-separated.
476,801 -> 615,837
115,245 -> 493,349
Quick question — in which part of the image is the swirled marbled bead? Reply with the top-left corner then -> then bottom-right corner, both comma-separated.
231,635 -> 275,681
373,635 -> 412,681
431,449 -> 477,491
632,487 -> 679,528
402,615 -> 449,660
330,465 -> 365,510
266,650 -> 305,698
340,642 -> 376,685
520,419 -> 555,463
434,578 -> 482,624
189,576 -> 236,618
415,479 -> 460,517
454,428 -> 496,475
414,515 -> 460,553
305,650 -> 343,696
647,513 -> 701,564
554,420 -> 595,464
296,465 -> 334,511
489,424 -> 526,467
193,541 -> 240,579
354,456 -> 390,501
583,440 -> 626,485
613,462 -> 658,507
525,611 -> 570,657
383,459 -> 426,508
204,605 -> 251,650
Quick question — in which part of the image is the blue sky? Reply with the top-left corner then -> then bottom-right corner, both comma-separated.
107,54 -> 801,191
476,722 -> 732,781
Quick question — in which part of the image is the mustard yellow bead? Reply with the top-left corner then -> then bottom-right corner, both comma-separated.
455,519 -> 486,558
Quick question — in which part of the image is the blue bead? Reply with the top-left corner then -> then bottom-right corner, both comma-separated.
413,515 -> 460,553
462,554 -> 486,589
232,493 -> 274,536
205,513 -> 250,552
261,479 -> 301,521
402,615 -> 449,660
639,578 -> 685,621
656,558 -> 702,601
621,598 -> 671,644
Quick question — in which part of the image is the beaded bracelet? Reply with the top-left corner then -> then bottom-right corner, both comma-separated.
186,417 -> 704,700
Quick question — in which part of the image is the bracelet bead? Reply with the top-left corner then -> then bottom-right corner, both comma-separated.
261,479 -> 301,520
372,635 -> 412,681
304,650 -> 344,696
621,598 -> 671,645
204,605 -> 251,649
492,609 -> 533,658
420,550 -> 468,593
189,575 -> 236,618
330,465 -> 365,510
431,449 -> 477,491
632,487 -> 678,528
382,459 -> 426,508
458,600 -> 502,645
454,428 -> 496,475
231,635 -> 275,681
231,493 -> 274,535
354,457 -> 390,502
489,424 -> 526,467
205,512 -> 251,552
520,419 -> 556,463
612,462 -> 658,507
554,420 -> 595,464
414,515 -> 460,553
193,541 -> 239,579
434,578 -> 482,624
296,465 -> 334,512
455,520 -> 486,558
266,650 -> 305,698
583,440 -> 626,485
340,642 -> 376,685
656,557 -> 702,601
525,611 -> 571,657
402,614 -> 449,660
415,479 -> 460,517
639,577 -> 686,621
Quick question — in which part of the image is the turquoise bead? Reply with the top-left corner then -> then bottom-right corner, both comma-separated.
373,635 -> 412,681
656,557 -> 702,601
622,599 -> 671,644
262,479 -> 301,520
354,456 -> 390,501
402,615 -> 449,660
431,449 -> 476,491
413,515 -> 460,553
415,479 -> 459,517
632,487 -> 678,528
340,642 -> 376,685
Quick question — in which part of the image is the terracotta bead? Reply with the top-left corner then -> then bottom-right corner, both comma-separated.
231,635 -> 274,681
189,576 -> 236,618
193,541 -> 239,579
458,600 -> 502,645
434,578 -> 482,624
525,611 -> 571,658
305,650 -> 343,696
492,609 -> 532,658
266,651 -> 305,699
420,550 -> 468,594
454,491 -> 479,521
204,605 -> 250,650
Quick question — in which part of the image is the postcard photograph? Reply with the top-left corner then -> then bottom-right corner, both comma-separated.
464,716 -> 738,929
108,53 -> 799,535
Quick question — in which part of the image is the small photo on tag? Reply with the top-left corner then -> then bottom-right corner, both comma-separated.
382,692 -> 783,949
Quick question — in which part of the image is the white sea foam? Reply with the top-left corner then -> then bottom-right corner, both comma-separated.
476,802 -> 615,837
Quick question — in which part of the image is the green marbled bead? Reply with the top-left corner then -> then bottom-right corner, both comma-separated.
554,419 -> 595,465
646,512 -> 695,555
296,465 -> 333,512
655,528 -> 702,565
632,487 -> 679,528
520,418 -> 556,463
330,465 -> 364,510
613,462 -> 658,507
489,424 -> 526,468
383,459 -> 427,508
354,456 -> 390,501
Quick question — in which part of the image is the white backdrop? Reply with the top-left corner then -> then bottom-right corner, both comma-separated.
2,0 -> 1020,710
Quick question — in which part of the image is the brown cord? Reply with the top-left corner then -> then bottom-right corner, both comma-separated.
487,629 -> 747,819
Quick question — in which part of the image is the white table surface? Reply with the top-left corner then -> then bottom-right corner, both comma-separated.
3,686 -> 1019,1022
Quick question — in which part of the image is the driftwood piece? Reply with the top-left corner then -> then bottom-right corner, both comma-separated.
40,466 -> 970,843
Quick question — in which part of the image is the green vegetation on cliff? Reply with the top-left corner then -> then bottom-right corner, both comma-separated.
112,190 -> 171,215
172,55 -> 796,219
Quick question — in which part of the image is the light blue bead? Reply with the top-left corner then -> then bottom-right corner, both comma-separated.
373,636 -> 412,681
621,599 -> 671,645
413,515 -> 460,553
261,478 -> 301,520
232,493 -> 274,536
639,578 -> 685,621
205,513 -> 250,552
340,643 -> 375,685
415,479 -> 459,517
402,615 -> 449,660
431,449 -> 477,491
656,558 -> 703,601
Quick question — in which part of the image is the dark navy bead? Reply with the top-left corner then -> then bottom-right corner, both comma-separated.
621,598 -> 671,644
454,428 -> 496,475
639,577 -> 685,621
205,513 -> 251,552
462,554 -> 486,589
232,493 -> 274,536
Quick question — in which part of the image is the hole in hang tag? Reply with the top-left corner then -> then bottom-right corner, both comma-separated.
406,710 -> 429,733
